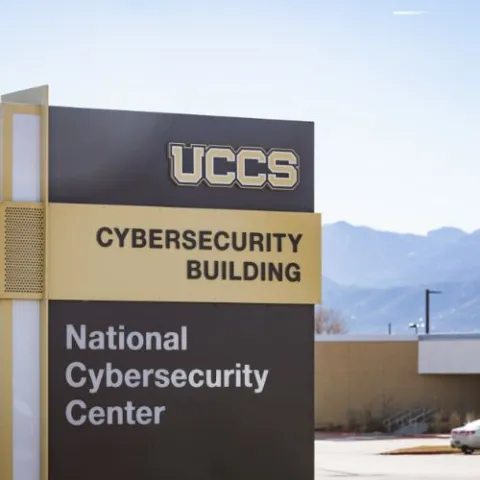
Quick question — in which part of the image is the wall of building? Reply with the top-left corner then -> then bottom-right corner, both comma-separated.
314,336 -> 480,430
419,334 -> 480,374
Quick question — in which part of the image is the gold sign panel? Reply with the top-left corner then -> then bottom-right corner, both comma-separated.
47,203 -> 321,304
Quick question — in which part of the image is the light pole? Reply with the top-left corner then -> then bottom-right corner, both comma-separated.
425,289 -> 442,334
408,322 -> 418,334
409,320 -> 425,334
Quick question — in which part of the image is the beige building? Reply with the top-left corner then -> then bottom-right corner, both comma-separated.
314,334 -> 480,432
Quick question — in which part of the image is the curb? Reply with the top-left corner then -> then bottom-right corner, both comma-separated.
315,432 -> 449,439
380,450 -> 458,456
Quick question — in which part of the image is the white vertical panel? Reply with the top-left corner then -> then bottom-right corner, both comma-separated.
11,111 -> 42,480
0,106 -> 4,201
419,338 -> 480,374
12,301 -> 40,480
12,114 -> 41,202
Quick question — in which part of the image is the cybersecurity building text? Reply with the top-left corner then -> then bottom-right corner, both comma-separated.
96,227 -> 303,282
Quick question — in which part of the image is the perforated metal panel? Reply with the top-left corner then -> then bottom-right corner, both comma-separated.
2,203 -> 45,295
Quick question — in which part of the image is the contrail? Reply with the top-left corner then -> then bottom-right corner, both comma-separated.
392,10 -> 429,16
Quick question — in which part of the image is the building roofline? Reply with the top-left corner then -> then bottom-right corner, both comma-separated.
419,333 -> 480,341
315,334 -> 416,342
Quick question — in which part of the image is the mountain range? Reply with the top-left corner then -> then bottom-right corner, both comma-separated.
321,222 -> 480,334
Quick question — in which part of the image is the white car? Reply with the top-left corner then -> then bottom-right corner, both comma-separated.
450,419 -> 480,454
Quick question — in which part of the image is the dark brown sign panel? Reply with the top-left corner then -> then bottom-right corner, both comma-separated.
48,302 -> 314,480
48,107 -> 314,212
47,107 -> 316,480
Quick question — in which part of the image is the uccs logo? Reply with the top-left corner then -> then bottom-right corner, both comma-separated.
168,143 -> 299,190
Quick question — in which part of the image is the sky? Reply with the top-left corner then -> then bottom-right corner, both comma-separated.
1,0 -> 479,234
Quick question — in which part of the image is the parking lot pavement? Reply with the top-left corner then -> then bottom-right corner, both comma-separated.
315,436 -> 479,479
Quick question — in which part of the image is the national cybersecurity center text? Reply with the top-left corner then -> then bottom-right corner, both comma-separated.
62,324 -> 269,427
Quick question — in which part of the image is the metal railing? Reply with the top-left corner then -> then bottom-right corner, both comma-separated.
383,407 -> 437,433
